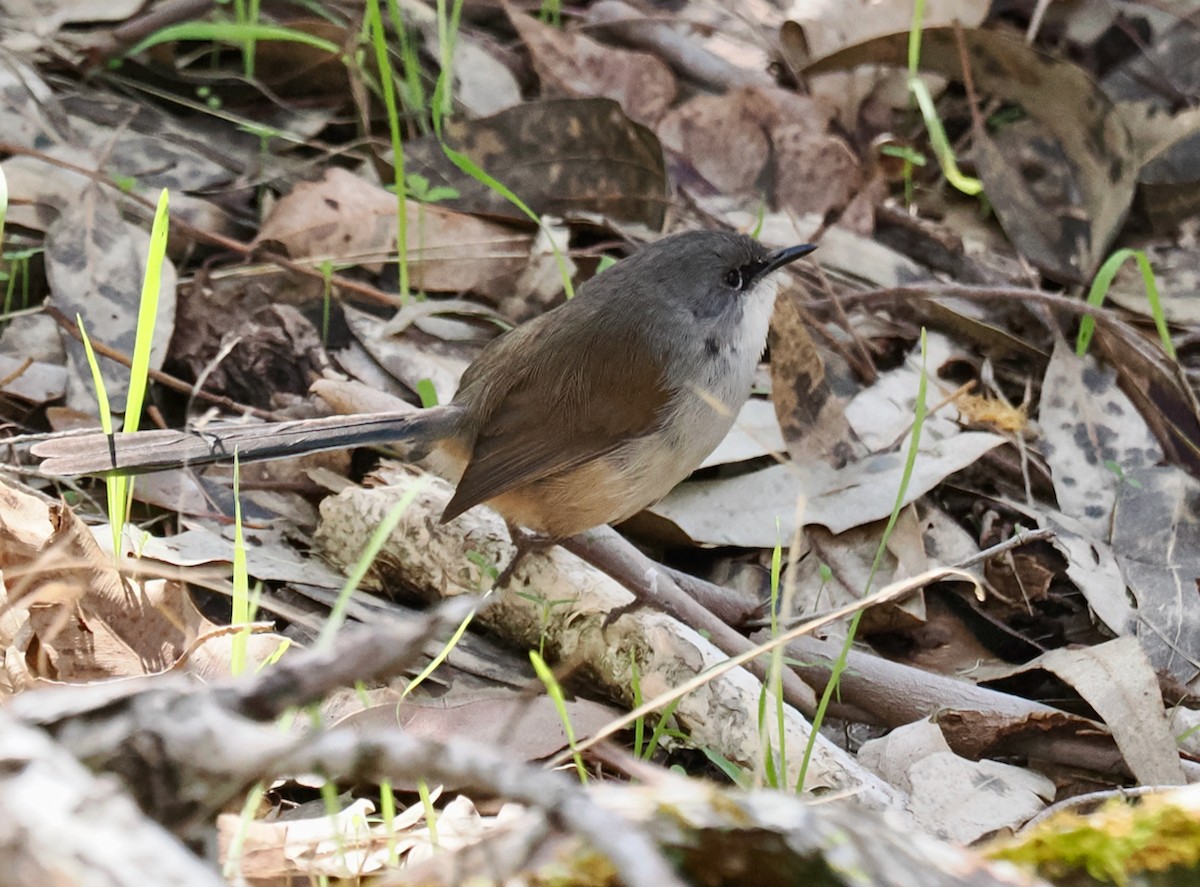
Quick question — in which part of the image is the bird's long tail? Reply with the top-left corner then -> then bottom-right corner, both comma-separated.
33,406 -> 461,476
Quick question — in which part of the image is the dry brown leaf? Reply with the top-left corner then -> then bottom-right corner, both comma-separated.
658,86 -> 860,221
1111,466 -> 1200,684
252,17 -> 353,98
1101,15 -> 1200,232
1008,638 -> 1186,785
402,97 -> 668,230
1038,338 -> 1163,541
0,474 -> 290,685
508,7 -> 676,126
859,719 -> 1053,841
768,285 -> 860,469
256,166 -> 532,292
657,91 -> 771,194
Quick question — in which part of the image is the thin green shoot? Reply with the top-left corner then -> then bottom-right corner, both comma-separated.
595,254 -> 617,274
629,655 -> 682,761
318,778 -> 350,866
76,319 -> 122,557
539,0 -> 562,27
1177,722 -> 1200,744
758,525 -> 787,788
238,121 -> 281,216
380,780 -> 399,865
630,653 -> 645,757
907,0 -> 982,196
880,144 -> 927,167
223,781 -> 267,879
113,187 -> 171,544
401,600 -> 478,697
433,0 -> 466,120
230,450 -> 250,677
512,591 -> 573,658
125,21 -> 341,61
641,694 -> 682,761
464,549 -> 500,582
908,79 -> 982,196
366,0 -> 411,303
759,692 -> 779,787
987,105 -> 1026,129
796,328 -> 930,792
700,746 -> 750,788
416,378 -> 438,407
317,477 -> 430,649
880,143 -> 927,207
242,0 -> 262,78
320,259 -> 333,346
0,163 -> 7,253
1104,460 -> 1144,490
429,102 -> 575,298
123,188 -> 170,431
404,173 -> 459,204
530,650 -> 587,783
2,247 -> 39,319
385,0 -> 429,126
1076,248 -> 1175,359
417,780 -> 439,848
254,633 -> 290,671
750,199 -> 766,239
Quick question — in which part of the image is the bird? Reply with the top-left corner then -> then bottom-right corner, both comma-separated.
35,229 -> 815,540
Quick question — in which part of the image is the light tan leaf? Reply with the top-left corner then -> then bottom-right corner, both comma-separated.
1024,638 -> 1185,785
509,7 -> 676,125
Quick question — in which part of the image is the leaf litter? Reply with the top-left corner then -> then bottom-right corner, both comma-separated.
3,1 -> 1200,884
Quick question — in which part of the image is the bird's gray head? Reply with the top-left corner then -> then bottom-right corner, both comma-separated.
593,230 -> 816,321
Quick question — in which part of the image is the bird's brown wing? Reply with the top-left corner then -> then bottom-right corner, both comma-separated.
442,312 -> 670,522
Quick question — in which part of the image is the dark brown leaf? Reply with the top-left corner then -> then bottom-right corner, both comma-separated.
402,97 -> 668,230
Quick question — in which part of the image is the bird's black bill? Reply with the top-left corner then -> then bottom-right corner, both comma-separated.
762,243 -> 817,277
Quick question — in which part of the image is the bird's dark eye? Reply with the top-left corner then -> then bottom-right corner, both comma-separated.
724,268 -> 743,289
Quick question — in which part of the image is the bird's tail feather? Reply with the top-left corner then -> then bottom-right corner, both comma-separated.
33,406 -> 460,476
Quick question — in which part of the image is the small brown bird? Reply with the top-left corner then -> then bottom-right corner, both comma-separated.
35,230 -> 814,539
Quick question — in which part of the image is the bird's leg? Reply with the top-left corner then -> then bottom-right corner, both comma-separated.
493,523 -> 555,589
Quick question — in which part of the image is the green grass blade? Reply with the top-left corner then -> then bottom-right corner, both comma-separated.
76,317 -> 123,556
401,603 -> 477,697
907,2 -> 983,197
417,779 -> 439,846
1077,248 -> 1175,359
366,0 -> 410,302
643,696 -> 682,760
0,164 -> 7,254
316,477 -> 430,650
123,188 -> 170,433
385,0 -> 428,124
910,78 -> 983,196
125,22 -> 340,59
222,781 -> 267,880
530,650 -> 587,783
